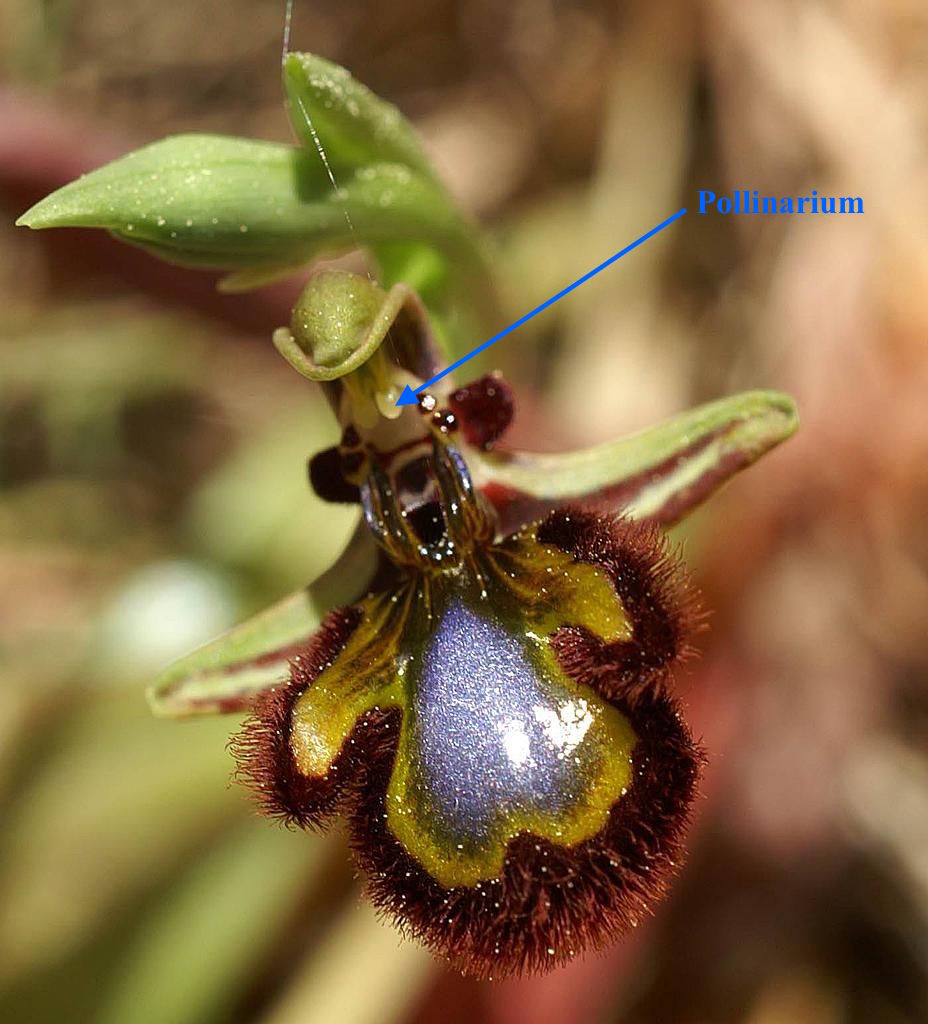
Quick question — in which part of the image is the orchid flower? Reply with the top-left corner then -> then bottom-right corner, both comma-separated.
17,52 -> 797,977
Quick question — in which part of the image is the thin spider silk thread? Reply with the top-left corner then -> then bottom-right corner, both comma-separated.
282,0 -> 293,60
281,0 -> 366,262
281,1 -> 404,381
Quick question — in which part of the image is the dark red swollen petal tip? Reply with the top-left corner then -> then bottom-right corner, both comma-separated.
449,373 -> 514,450
232,509 -> 703,978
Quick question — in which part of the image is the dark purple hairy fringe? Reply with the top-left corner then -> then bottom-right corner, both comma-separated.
230,605 -> 363,829
537,508 -> 705,701
233,508 -> 704,978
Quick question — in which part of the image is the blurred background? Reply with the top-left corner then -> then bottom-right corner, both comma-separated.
2,1 -> 927,1022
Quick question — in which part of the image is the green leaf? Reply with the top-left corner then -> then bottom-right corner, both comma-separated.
148,523 -> 378,717
16,51 -> 499,349
283,52 -> 435,178
93,823 -> 324,1024
261,900 -> 433,1024
474,389 -> 799,529
18,135 -> 318,265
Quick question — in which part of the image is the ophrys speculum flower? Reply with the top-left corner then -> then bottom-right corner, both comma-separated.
219,267 -> 732,976
235,425 -> 701,975
17,51 -> 797,978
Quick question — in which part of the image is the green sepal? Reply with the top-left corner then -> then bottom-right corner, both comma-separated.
283,49 -> 496,338
283,52 -> 435,179
473,390 -> 799,528
281,51 -> 497,351
16,137 -> 479,280
147,521 -> 377,717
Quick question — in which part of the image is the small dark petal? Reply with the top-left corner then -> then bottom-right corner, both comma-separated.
537,508 -> 703,696
450,374 -> 514,450
350,689 -> 702,978
308,447 -> 361,504
231,606 -> 363,828
339,449 -> 365,477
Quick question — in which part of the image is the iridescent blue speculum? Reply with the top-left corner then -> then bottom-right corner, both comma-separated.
235,368 -> 703,978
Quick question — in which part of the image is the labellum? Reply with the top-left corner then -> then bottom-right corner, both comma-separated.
235,427 -> 702,976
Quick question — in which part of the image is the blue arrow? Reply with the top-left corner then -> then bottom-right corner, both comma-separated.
396,206 -> 687,406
